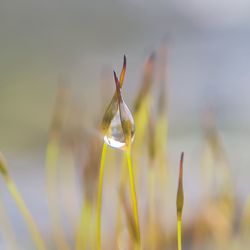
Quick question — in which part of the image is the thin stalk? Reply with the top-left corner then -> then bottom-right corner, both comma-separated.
61,148 -> 79,228
76,200 -> 92,250
0,154 -> 47,250
96,143 -> 108,250
126,146 -> 141,248
45,139 -> 70,250
177,218 -> 182,250
148,167 -> 156,249
0,190 -> 19,250
176,152 -> 184,250
115,154 -> 127,246
8,182 -> 47,250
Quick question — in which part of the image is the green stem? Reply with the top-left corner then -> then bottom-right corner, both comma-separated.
148,167 -> 156,249
177,217 -> 182,250
76,200 -> 92,250
126,146 -> 141,248
115,154 -> 127,245
96,143 -> 108,250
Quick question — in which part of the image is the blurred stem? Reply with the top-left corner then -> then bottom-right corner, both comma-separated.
134,97 -> 150,151
8,182 -> 47,250
45,138 -> 70,250
240,196 -> 250,239
96,143 -> 108,250
177,217 -> 182,250
76,200 -> 92,250
115,154 -> 127,245
148,167 -> 156,249
0,190 -> 19,250
156,116 -> 169,179
176,153 -> 184,250
60,149 -> 79,238
0,155 -> 47,250
126,146 -> 141,249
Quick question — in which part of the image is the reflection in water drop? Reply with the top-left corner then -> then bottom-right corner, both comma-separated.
104,106 -> 135,149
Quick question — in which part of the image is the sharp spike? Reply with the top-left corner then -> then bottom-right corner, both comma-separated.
119,55 -> 127,86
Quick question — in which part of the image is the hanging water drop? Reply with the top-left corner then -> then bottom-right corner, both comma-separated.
104,104 -> 135,149
101,57 -> 135,149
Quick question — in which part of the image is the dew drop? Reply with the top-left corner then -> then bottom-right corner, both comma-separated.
104,104 -> 135,149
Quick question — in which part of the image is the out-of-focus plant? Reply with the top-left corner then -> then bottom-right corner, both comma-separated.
45,82 -> 71,250
176,152 -> 184,250
0,153 -> 47,250
0,43 -> 248,250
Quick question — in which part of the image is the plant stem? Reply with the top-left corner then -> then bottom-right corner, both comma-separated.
115,154 -> 127,245
126,146 -> 141,248
76,200 -> 92,250
0,154 -> 47,250
45,139 -> 70,250
0,192 -> 19,250
96,143 -> 108,250
148,167 -> 156,249
7,181 -> 47,250
176,152 -> 184,250
177,218 -> 182,250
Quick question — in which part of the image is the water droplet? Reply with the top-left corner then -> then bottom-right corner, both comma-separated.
104,105 -> 135,149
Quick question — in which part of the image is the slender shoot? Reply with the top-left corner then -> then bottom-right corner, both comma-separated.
76,200 -> 92,250
126,145 -> 141,248
46,138 -> 70,250
0,153 -> 47,250
176,152 -> 184,250
96,143 -> 108,250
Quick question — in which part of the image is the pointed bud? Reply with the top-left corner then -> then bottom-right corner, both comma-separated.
102,58 -> 135,149
101,56 -> 127,135
176,152 -> 184,220
113,71 -> 135,147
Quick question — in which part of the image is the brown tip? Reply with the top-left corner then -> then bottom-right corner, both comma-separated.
180,152 -> 184,165
149,51 -> 156,62
113,70 -> 122,102
119,55 -> 127,87
179,152 -> 184,180
113,70 -> 119,88
176,152 -> 184,217
123,54 -> 127,68
144,52 -> 156,74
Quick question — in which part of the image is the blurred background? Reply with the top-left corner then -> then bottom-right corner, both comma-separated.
0,0 -> 250,249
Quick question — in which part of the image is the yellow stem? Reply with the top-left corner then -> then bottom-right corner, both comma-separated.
115,154 -> 127,245
76,200 -> 92,250
96,143 -> 108,250
0,191 -> 19,250
126,146 -> 141,248
177,218 -> 182,250
6,179 -> 47,250
0,154 -> 46,250
148,167 -> 155,249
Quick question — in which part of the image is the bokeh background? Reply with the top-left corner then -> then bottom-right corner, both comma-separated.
0,0 -> 250,249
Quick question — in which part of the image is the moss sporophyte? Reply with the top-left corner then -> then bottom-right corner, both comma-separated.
96,56 -> 140,250
177,152 -> 184,250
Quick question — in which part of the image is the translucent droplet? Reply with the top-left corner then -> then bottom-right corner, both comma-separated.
104,104 -> 135,149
